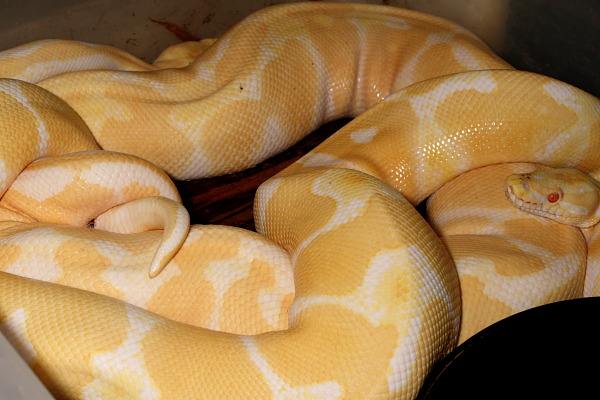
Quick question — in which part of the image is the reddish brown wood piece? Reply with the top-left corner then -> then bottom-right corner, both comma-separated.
150,19 -> 200,42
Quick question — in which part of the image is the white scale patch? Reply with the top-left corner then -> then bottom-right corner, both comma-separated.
238,235 -> 294,327
239,69 -> 264,101
3,227 -> 65,281
241,336 -> 343,399
254,177 -> 282,234
386,312 -> 423,396
9,165 -> 72,202
15,55 -> 115,83
83,305 -> 161,400
0,309 -> 37,364
0,159 -> 9,193
80,162 -> 177,201
0,39 -> 53,60
6,80 -> 50,155
101,259 -> 182,309
585,263 -> 600,297
350,127 -> 378,144
290,173 -> 369,261
428,205 -> 512,234
458,241 -> 582,311
383,17 -> 412,31
192,36 -> 232,83
396,32 -> 453,87
261,115 -> 292,155
452,42 -> 487,70
94,234 -> 177,305
409,72 -> 497,121
543,81 -> 581,110
347,248 -> 414,324
203,257 -> 252,330
566,203 -> 589,217
297,152 -> 358,170
386,244 -> 456,395
5,257 -> 63,283
76,94 -> 134,135
534,131 -> 578,160
173,114 -> 214,179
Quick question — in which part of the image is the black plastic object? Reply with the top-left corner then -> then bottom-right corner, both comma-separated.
416,298 -> 600,399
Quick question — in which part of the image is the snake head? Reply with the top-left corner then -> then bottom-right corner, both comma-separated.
505,168 -> 600,228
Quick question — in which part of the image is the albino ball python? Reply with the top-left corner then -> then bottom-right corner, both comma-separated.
0,2 -> 599,399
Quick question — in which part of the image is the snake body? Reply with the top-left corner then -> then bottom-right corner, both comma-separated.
429,163 -> 587,342
1,2 -> 511,179
0,2 -> 599,399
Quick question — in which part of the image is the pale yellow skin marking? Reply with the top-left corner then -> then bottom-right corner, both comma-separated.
0,2 -> 599,400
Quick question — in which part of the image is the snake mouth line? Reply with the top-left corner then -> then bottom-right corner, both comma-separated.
505,185 -> 538,210
506,185 -> 566,220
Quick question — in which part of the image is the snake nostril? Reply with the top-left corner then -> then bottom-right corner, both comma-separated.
522,182 -> 529,190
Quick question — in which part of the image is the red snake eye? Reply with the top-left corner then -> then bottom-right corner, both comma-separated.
547,192 -> 560,203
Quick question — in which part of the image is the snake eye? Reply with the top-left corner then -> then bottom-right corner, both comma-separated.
547,192 -> 560,203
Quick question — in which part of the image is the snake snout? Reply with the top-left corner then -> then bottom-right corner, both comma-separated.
505,174 -> 527,203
